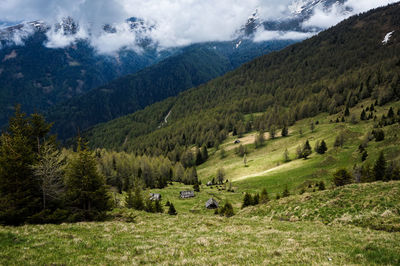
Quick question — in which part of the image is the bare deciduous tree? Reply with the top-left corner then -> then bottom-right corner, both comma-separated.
31,142 -> 65,209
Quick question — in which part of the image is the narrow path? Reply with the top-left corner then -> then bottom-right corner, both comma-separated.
232,159 -> 301,182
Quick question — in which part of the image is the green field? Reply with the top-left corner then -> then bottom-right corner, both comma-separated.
1,181 -> 400,265
1,100 -> 400,264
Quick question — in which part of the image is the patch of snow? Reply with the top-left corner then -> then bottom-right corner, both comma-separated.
235,40 -> 242,49
382,31 -> 394,44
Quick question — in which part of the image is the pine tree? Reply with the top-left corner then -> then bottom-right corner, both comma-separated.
132,185 -> 144,210
201,146 -> 209,162
281,125 -> 288,137
65,139 -> 111,220
154,200 -> 163,213
360,109 -> 366,120
388,107 -> 394,118
144,197 -> 154,213
344,106 -> 350,116
373,151 -> 386,181
195,147 -> 203,166
302,140 -> 312,159
317,140 -> 328,154
0,107 -> 50,225
252,193 -> 260,205
168,203 -> 177,215
242,193 -> 253,208
260,188 -> 269,203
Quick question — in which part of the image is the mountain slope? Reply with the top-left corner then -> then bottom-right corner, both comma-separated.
85,3 -> 400,153
0,26 -> 175,128
47,46 -> 233,139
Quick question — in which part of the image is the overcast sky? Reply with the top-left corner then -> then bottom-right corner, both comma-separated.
0,0 -> 397,53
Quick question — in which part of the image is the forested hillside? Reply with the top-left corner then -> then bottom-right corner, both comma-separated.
86,3 -> 400,156
47,40 -> 294,140
0,30 -> 172,128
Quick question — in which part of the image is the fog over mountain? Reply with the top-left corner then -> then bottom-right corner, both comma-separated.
0,0 -> 397,54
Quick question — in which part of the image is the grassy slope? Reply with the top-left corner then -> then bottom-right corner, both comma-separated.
1,100 -> 400,264
1,184 -> 400,265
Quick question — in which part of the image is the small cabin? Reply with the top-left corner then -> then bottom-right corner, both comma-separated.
149,193 -> 161,201
205,198 -> 218,209
234,140 -> 241,144
180,191 -> 195,199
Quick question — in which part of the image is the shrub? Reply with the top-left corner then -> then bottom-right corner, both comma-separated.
333,169 -> 352,186
372,129 -> 385,142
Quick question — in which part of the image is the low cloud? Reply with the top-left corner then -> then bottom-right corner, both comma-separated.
254,30 -> 315,42
0,0 -> 398,53
302,0 -> 399,29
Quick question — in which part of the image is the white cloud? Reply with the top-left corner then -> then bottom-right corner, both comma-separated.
254,29 -> 315,42
303,0 -> 399,29
0,0 -> 398,53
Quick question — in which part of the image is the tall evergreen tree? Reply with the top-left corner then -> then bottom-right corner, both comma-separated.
168,203 -> 177,215
65,139 -> 111,221
0,107 -> 50,225
242,193 -> 253,208
281,126 -> 288,137
201,146 -> 209,162
317,140 -> 328,154
373,151 -> 386,181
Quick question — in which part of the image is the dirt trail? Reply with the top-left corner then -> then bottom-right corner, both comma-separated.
232,159 -> 301,182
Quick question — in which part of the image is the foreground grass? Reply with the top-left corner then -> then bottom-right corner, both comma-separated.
1,214 -> 400,265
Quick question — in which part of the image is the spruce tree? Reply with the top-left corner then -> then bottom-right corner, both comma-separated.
252,193 -> 260,205
242,193 -> 253,208
65,139 -> 111,220
195,147 -> 203,166
373,151 -> 386,181
168,203 -> 177,215
154,200 -> 163,213
201,146 -> 209,162
360,109 -> 366,120
317,140 -> 328,154
0,107 -> 50,225
260,188 -> 269,203
281,126 -> 288,137
302,140 -> 312,159
344,106 -> 350,117
132,185 -> 144,210
388,107 -> 394,118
